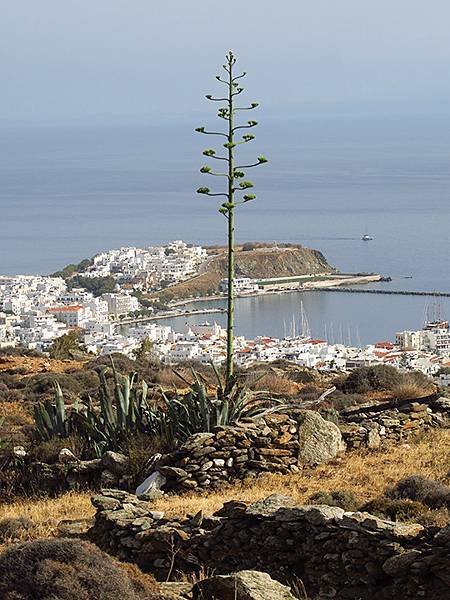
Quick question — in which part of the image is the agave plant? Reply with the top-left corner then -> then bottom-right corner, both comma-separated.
31,358 -> 284,456
156,365 -> 283,447
69,358 -> 160,456
33,382 -> 70,441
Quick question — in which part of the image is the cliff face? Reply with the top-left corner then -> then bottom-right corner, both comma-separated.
159,246 -> 334,300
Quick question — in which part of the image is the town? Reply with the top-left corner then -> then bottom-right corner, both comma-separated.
1,240 -> 450,380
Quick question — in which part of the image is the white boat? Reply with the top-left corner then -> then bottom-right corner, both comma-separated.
361,234 -> 373,241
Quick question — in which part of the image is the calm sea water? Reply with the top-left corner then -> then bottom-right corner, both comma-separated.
1,114 -> 450,343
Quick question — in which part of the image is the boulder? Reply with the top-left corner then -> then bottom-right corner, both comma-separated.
297,410 -> 345,465
101,451 -> 129,475
193,570 -> 297,600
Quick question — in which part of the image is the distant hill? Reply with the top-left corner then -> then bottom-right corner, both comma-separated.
156,244 -> 335,301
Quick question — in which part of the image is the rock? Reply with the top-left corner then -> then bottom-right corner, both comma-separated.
58,448 -> 77,463
57,518 -> 93,537
367,428 -> 381,449
91,495 -> 121,511
101,451 -> 129,475
193,570 -> 297,600
246,494 -> 296,518
382,550 -> 423,576
159,466 -> 189,480
160,581 -> 193,598
297,410 -> 345,465
100,469 -> 118,488
214,500 -> 248,518
434,524 -> 450,545
136,471 -> 167,497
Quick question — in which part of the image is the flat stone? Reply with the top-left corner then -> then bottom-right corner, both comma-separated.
158,466 -> 188,480
246,494 -> 296,518
101,451 -> 129,475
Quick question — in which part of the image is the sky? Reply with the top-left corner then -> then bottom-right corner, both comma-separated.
2,1 -> 450,122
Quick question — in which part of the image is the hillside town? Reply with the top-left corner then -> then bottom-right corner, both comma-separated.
1,269 -> 450,380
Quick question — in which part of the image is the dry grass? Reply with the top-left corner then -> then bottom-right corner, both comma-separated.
247,372 -> 299,396
0,429 -> 448,552
151,428 -> 450,518
390,382 -> 435,401
0,355 -> 83,376
0,491 -> 92,551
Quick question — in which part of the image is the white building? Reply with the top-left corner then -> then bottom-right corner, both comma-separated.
47,305 -> 91,328
219,278 -> 259,294
101,293 -> 139,317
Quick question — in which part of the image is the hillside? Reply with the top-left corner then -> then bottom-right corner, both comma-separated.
156,244 -> 334,301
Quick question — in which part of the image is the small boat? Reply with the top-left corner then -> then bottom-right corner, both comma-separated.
361,234 -> 373,241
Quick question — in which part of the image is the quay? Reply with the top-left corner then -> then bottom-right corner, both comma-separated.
302,288 -> 450,298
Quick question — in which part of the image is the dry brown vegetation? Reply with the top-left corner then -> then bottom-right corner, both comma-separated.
0,354 -> 83,376
0,492 -> 92,551
1,429 -> 448,551
0,538 -> 166,600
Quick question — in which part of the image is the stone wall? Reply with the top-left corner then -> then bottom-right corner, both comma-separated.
8,397 -> 448,497
138,398 -> 449,495
340,396 -> 449,450
139,410 -> 344,494
90,491 -> 450,600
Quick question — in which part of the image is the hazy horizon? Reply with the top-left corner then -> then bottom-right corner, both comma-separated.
2,1 -> 450,123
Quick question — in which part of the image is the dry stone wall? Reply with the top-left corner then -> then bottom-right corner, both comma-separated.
140,411 -> 344,494
138,399 -> 449,495
90,491 -> 450,600
339,396 -> 449,450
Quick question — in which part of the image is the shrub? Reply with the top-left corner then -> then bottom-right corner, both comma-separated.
360,497 -> 426,522
0,516 -> 34,542
390,372 -> 434,401
341,365 -> 403,394
0,538 -> 166,600
386,475 -> 450,509
317,389 -> 368,411
309,489 -> 359,511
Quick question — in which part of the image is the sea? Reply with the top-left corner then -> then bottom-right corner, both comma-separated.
2,112 -> 450,345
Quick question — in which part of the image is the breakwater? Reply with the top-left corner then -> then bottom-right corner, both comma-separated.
303,287 -> 450,298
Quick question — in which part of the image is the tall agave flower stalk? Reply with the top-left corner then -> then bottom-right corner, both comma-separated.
196,51 -> 267,390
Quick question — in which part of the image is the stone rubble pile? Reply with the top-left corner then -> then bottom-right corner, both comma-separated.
89,490 -> 450,600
